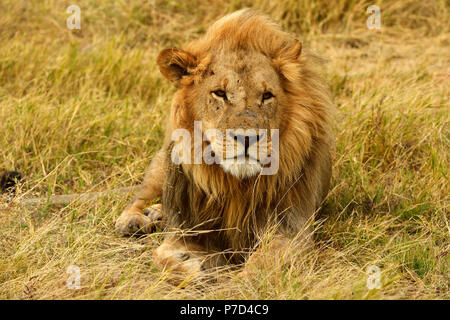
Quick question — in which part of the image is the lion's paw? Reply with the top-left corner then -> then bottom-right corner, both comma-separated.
143,203 -> 165,230
153,240 -> 205,275
115,204 -> 165,236
115,210 -> 154,236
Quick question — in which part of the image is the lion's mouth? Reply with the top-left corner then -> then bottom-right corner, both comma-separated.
223,153 -> 259,162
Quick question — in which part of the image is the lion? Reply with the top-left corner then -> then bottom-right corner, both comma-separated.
115,9 -> 334,276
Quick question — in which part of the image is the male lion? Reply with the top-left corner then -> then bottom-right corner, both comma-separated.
115,9 -> 333,275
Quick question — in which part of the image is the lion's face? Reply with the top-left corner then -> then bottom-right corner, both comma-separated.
191,49 -> 282,178
158,46 -> 287,179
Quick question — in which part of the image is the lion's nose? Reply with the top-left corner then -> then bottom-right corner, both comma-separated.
236,109 -> 257,119
229,131 -> 263,154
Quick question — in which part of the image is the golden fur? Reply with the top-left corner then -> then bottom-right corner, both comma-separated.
115,9 -> 334,274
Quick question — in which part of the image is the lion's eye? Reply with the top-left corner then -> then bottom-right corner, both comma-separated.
262,91 -> 274,101
212,90 -> 227,99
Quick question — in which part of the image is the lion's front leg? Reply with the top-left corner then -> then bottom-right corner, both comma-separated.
115,149 -> 166,236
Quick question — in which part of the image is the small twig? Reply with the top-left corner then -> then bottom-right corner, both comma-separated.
11,186 -> 139,207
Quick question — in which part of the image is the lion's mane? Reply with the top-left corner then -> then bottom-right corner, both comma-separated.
161,10 -> 333,262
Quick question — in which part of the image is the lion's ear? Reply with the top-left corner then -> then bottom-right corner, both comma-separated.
273,39 -> 302,82
157,48 -> 197,86
278,39 -> 302,62
291,39 -> 302,60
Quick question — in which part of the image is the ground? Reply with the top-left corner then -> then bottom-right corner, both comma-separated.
0,0 -> 448,299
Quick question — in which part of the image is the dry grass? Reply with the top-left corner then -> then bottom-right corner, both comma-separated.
0,0 -> 448,299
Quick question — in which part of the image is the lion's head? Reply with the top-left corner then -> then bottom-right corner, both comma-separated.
157,9 -> 332,183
